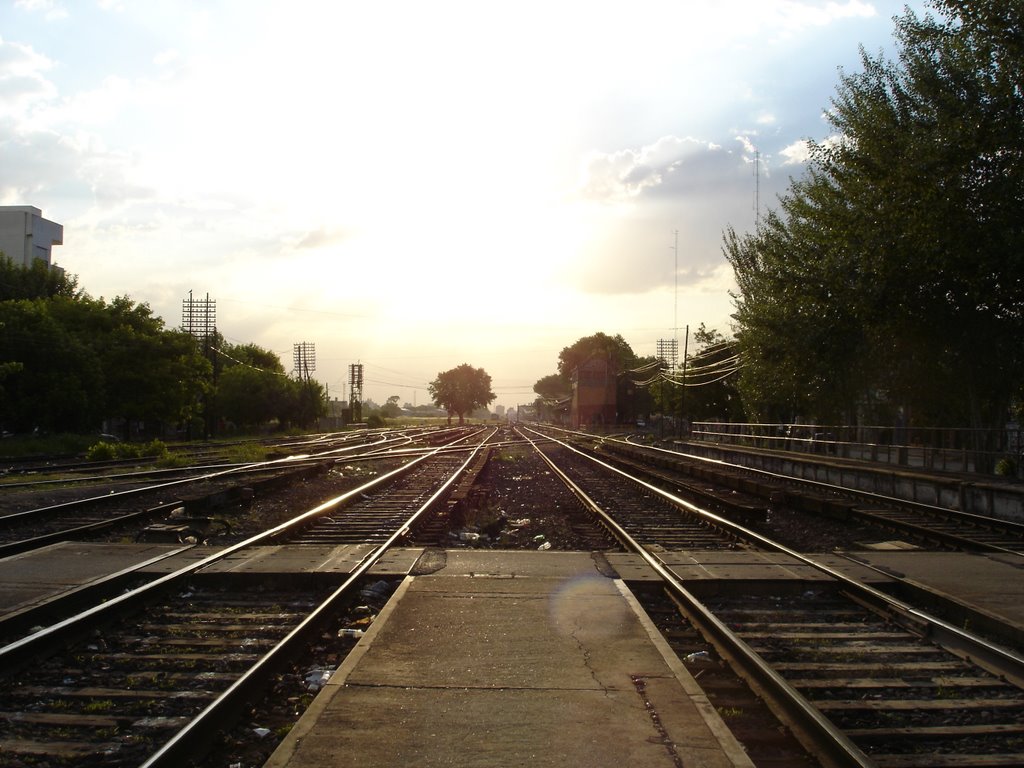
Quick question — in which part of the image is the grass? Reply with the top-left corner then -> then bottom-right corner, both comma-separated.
224,443 -> 269,463
82,699 -> 116,713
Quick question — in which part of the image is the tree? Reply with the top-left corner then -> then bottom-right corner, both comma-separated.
81,297 -> 206,438
0,290 -> 211,437
428,363 -> 495,425
215,342 -> 328,431
533,373 -> 569,400
380,395 -> 402,418
217,364 -> 290,429
0,298 -> 102,432
557,332 -> 637,381
725,0 -> 1024,429
278,377 -> 326,430
680,325 -> 744,422
0,255 -> 80,301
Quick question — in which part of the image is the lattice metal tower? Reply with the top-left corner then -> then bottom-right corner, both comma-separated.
349,362 -> 364,423
293,341 -> 316,381
181,291 -> 218,438
182,291 -> 216,340
656,338 -> 678,371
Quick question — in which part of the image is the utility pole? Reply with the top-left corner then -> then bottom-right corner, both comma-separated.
293,341 -> 316,382
181,290 -> 217,439
680,324 -> 689,438
349,362 -> 364,424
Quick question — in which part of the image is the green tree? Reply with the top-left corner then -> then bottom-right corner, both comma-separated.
0,291 -> 211,437
380,395 -> 402,418
533,373 -> 570,400
0,299 -> 102,432
280,377 -> 326,429
429,363 -> 495,425
557,332 -> 637,381
214,342 -> 327,431
79,297 -> 206,438
221,342 -> 283,371
726,0 -> 1024,429
679,325 -> 744,422
217,364 -> 289,430
0,255 -> 80,301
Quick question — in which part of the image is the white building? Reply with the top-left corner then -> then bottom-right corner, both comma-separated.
0,206 -> 64,270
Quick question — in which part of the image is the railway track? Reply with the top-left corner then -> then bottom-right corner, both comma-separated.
520,425 -> 1024,767
3,424 -> 1024,766
551,428 -> 1024,556
0,427 -> 495,767
0,429 -> 450,558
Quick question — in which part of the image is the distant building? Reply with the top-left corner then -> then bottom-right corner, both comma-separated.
0,206 -> 64,270
495,405 -> 506,418
571,355 -> 617,428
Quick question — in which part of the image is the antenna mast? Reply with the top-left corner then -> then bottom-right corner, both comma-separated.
754,149 -> 761,227
673,229 -> 678,352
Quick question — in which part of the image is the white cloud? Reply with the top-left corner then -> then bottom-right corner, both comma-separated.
780,139 -> 812,165
735,135 -> 758,155
767,0 -> 877,37
0,37 -> 57,120
578,136 -> 722,204
13,0 -> 67,21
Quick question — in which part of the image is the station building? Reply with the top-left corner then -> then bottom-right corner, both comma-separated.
570,354 -> 618,428
0,205 -> 64,272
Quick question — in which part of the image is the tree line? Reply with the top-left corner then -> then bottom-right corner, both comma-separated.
535,1 -> 1023,435
0,258 -> 325,438
725,0 -> 1023,431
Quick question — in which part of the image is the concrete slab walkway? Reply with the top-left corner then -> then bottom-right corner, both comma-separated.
265,551 -> 754,768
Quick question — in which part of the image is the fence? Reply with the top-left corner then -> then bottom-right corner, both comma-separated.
689,421 -> 1023,479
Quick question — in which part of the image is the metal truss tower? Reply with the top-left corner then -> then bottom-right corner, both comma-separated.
293,341 -> 316,381
656,338 -> 678,371
181,291 -> 216,341
181,291 -> 218,438
348,362 -> 364,423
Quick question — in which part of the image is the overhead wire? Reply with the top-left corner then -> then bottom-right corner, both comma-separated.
211,346 -> 291,378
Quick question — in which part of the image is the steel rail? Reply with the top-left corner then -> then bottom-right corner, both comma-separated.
604,434 -> 1024,557
524,428 -> 1024,768
518,425 -> 874,768
619,431 -> 1024,536
534,426 -> 1024,686
0,430 -> 378,477
0,427 -> 490,671
0,432 -> 408,524
138,425 -> 498,768
0,501 -> 190,559
0,540 -> 195,641
539,423 -> 1024,554
0,458 -> 326,490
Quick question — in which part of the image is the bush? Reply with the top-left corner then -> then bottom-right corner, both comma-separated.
995,457 -> 1017,477
85,441 -> 118,461
85,438 -> 170,462
139,439 -> 169,458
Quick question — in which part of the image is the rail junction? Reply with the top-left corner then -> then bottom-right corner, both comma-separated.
1,424 -> 1023,767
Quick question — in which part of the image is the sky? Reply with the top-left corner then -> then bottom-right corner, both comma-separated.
1,0 -> 928,410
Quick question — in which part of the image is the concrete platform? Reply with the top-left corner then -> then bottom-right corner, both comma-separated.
0,541 -> 191,616
265,550 -> 754,768
832,550 -> 1024,632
